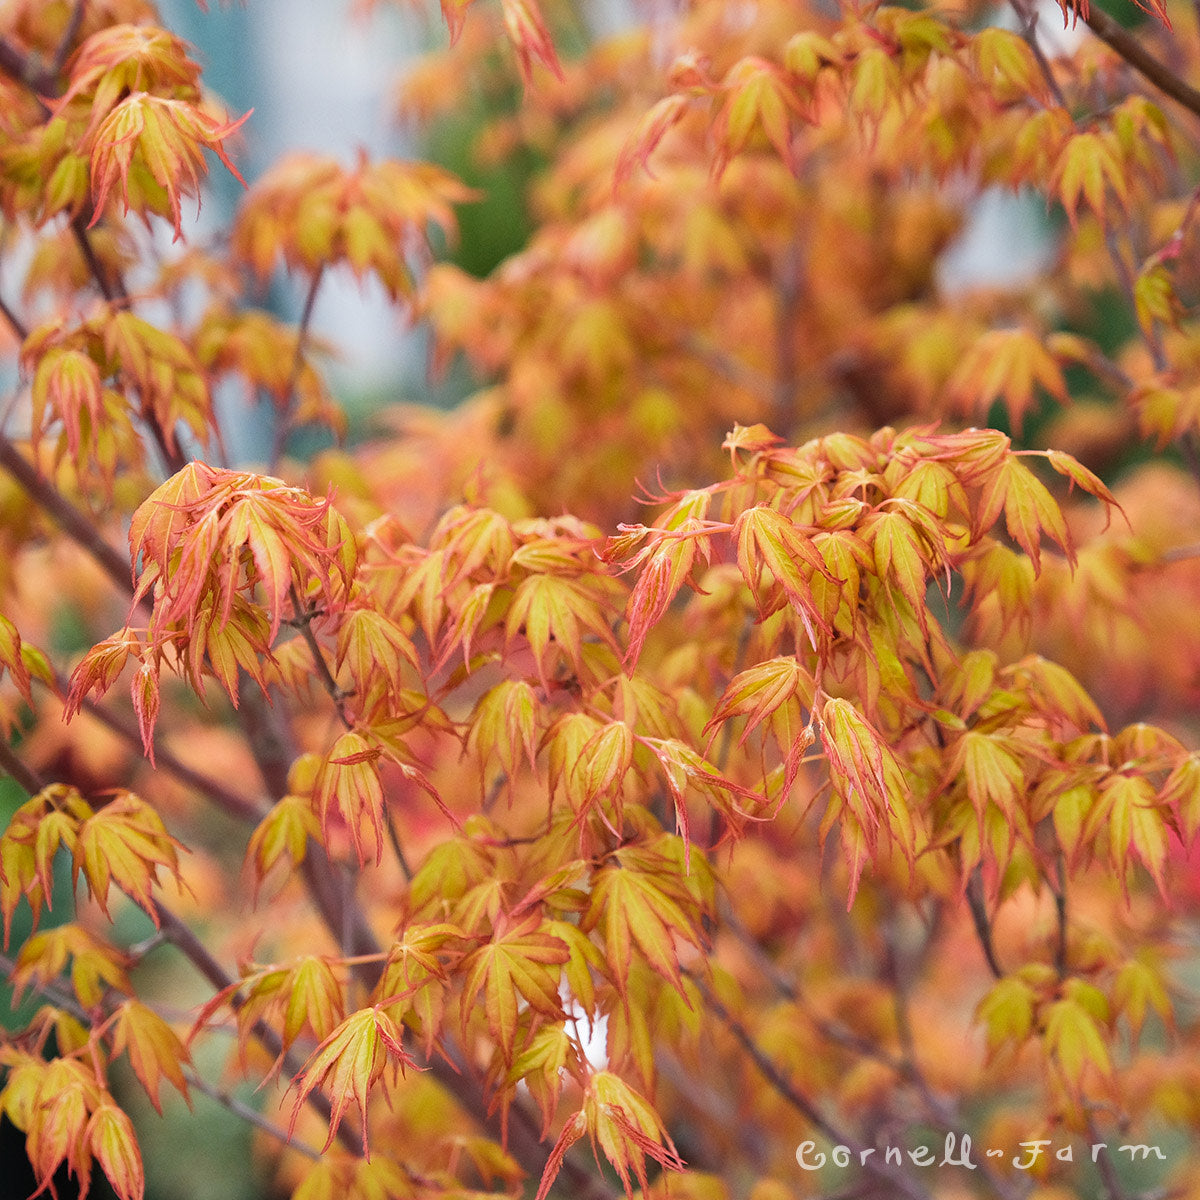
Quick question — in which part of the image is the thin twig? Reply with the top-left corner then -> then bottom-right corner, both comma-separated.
0,37 -> 57,95
271,267 -> 325,472
77,690 -> 269,822
1009,0 -> 1070,110
288,584 -> 350,728
1087,1115 -> 1136,1200
686,968 -> 936,1200
0,735 -> 48,796
182,1068 -> 324,1161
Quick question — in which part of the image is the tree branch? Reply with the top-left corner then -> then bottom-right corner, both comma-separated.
0,432 -> 132,588
686,969 -> 936,1200
965,868 -> 1004,979
1084,6 -> 1200,118
0,744 -> 360,1151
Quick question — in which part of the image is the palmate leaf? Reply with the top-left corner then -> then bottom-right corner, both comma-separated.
87,1103 -> 145,1200
1042,986 -> 1116,1101
535,1071 -> 685,1200
584,850 -> 704,1000
568,720 -> 634,817
733,505 -> 834,647
245,793 -> 321,896
946,327 -> 1068,431
287,1005 -> 413,1153
0,785 -> 93,942
818,698 -> 912,899
947,729 -> 1024,821
73,791 -> 186,923
712,57 -> 807,175
87,92 -> 249,239
312,732 -> 385,865
459,914 -> 569,1060
25,1056 -> 103,1200
13,923 -> 134,1009
499,0 -> 563,83
620,529 -> 703,668
641,737 -> 769,864
705,657 -> 814,748
109,999 -> 191,1115
505,1022 -> 584,1136
973,455 -> 1072,573
505,571 -> 619,679
1103,772 -> 1170,897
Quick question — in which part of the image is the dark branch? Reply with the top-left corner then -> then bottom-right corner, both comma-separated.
1085,6 -> 1200,117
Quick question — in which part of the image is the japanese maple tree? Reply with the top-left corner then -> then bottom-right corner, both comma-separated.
2,2 -> 1200,1200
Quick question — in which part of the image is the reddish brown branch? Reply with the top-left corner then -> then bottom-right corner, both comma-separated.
0,433 -> 131,588
1084,6 -> 1200,117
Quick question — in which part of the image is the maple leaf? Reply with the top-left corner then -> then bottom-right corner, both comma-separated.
499,0 -> 563,84
109,1000 -> 191,1115
232,152 -> 475,303
459,914 -> 569,1060
712,58 -> 806,176
642,737 -> 769,864
26,1057 -> 103,1200
334,606 -> 419,704
29,346 -> 103,459
54,24 -> 204,140
1103,772 -> 1170,897
88,93 -> 249,239
973,456 -> 1072,573
705,658 -> 814,748
819,697 -> 911,899
73,791 -> 186,923
0,784 -> 92,943
313,732 -> 386,866
1052,130 -> 1129,229
245,793 -> 321,897
373,922 -> 463,1056
13,923 -> 133,1009
130,661 -> 160,765
569,720 -> 634,818
505,1023 -> 584,1136
87,1103 -> 145,1200
946,327 -> 1068,432
584,850 -> 704,1000
505,571 -> 618,678
733,505 -> 834,647
1111,954 -> 1173,1042
615,94 -> 692,185
975,973 -> 1039,1059
1042,983 -> 1116,1101
535,1071 -> 685,1200
287,1005 -> 414,1153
